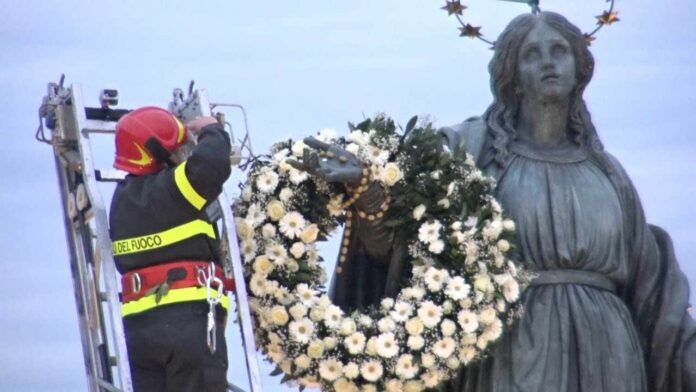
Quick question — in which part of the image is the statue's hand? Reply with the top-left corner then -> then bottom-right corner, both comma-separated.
286,137 -> 363,184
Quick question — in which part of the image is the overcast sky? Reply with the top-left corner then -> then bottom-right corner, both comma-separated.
1,1 -> 694,391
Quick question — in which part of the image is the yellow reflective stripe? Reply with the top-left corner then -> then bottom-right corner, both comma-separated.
174,117 -> 186,143
121,287 -> 229,317
174,162 -> 207,210
111,219 -> 215,256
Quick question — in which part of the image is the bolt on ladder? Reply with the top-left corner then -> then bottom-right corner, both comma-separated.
37,77 -> 262,392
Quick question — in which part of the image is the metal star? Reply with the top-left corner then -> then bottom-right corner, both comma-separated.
459,24 -> 482,39
441,1 -> 466,16
596,11 -> 620,26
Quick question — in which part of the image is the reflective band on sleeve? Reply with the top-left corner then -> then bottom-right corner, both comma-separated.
111,219 -> 216,256
174,162 -> 207,210
121,286 -> 229,317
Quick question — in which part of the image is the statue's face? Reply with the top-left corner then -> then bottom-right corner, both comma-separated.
516,21 -> 576,103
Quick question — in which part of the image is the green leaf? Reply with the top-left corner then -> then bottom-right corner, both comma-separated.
270,366 -> 283,376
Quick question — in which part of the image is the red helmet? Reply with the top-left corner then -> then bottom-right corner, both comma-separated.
114,106 -> 187,175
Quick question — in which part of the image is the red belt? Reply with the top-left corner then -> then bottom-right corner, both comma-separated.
121,260 -> 235,303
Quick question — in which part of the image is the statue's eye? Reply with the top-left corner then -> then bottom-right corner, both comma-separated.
552,44 -> 568,58
523,47 -> 541,62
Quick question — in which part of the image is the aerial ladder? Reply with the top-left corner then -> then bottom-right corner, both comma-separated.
36,76 -> 263,392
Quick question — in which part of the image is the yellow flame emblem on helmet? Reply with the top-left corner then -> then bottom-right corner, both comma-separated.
127,143 -> 153,166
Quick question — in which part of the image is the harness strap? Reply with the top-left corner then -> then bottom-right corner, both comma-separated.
121,286 -> 229,317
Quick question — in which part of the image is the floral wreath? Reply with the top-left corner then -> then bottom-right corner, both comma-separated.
234,115 -> 531,392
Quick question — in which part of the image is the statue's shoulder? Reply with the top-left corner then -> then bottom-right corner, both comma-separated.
438,116 -> 487,161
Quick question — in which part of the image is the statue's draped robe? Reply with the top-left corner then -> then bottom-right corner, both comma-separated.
329,117 -> 696,392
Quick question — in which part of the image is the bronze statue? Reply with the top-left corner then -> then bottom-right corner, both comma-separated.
290,11 -> 695,392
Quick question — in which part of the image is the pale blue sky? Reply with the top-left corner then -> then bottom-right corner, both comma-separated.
1,1 -> 694,391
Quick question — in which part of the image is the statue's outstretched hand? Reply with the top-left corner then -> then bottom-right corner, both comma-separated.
287,137 -> 363,184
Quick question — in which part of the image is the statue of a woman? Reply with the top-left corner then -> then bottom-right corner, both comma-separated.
292,11 -> 695,392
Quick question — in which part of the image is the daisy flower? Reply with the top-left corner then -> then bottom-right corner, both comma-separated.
319,358 -> 343,381
375,332 -> 399,358
433,337 -> 456,359
457,310 -> 479,333
360,360 -> 384,382
289,318 -> 314,344
279,211 -> 306,239
417,301 -> 442,328
256,170 -> 279,193
418,220 -> 442,244
445,276 -> 471,300
344,332 -> 366,355
395,354 -> 418,379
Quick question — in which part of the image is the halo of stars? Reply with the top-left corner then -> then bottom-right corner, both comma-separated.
441,0 -> 618,47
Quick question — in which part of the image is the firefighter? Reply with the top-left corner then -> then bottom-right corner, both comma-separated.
109,106 -> 233,392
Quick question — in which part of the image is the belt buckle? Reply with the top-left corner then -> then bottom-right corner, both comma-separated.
130,272 -> 142,294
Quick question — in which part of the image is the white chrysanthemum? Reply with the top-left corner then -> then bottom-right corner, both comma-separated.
309,305 -> 325,322
272,148 -> 290,163
289,318 -> 314,343
291,140 -> 308,157
413,204 -> 426,221
407,335 -> 424,350
333,378 -> 358,392
319,358 -> 343,381
235,218 -> 253,241
273,286 -> 292,305
445,276 -> 471,300
339,318 -> 356,336
482,219 -> 503,240
503,219 -> 515,231
323,305 -> 344,329
241,186 -> 253,201
428,239 -> 445,254
457,310 -> 479,333
246,203 -> 265,227
360,360 -> 384,382
343,362 -> 360,379
266,243 -> 287,264
289,303 -> 307,320
418,220 -> 442,244
362,384 -> 378,392
358,315 -> 373,328
261,223 -> 276,239
266,343 -> 284,363
289,241 -> 305,259
421,370 -> 442,388
402,286 -> 425,300
378,317 -> 396,333
417,301 -> 442,328
497,239 -> 510,252
278,187 -> 293,202
345,143 -> 360,155
381,297 -> 394,310
465,241 -> 479,264
395,354 -> 418,379
240,240 -> 258,262
447,356 -> 461,370
386,379 -> 404,392
421,353 -> 435,368
483,318 -> 503,341
248,273 -> 266,296
424,268 -> 449,292
390,301 -> 414,322
440,319 -> 457,336
256,170 -> 279,193
375,332 -> 399,358
295,284 -> 317,306
288,167 -> 309,184
269,306 -> 289,326
348,130 -> 370,146
503,278 -> 520,302
278,211 -> 306,239
433,337 -> 456,359
405,317 -> 424,336
381,162 -> 403,186
307,340 -> 325,359
367,146 -> 389,165
479,307 -> 497,325
474,273 -> 493,294
344,332 -> 366,355
459,346 -> 477,365
294,354 -> 311,369
266,200 -> 285,221
365,337 -> 377,356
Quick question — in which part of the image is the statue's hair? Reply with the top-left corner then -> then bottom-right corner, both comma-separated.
484,11 -> 606,168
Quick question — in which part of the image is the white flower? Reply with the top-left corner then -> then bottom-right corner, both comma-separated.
474,273 -> 493,294
274,286 -> 292,305
447,356 -> 461,370
343,362 -> 360,379
428,239 -> 445,254
307,340 -> 325,359
291,140 -> 308,157
289,168 -> 309,184
277,187 -> 292,202
450,221 -> 462,231
339,318 -> 357,336
433,337 -> 456,359
319,358 -> 343,381
316,128 -> 337,142
368,146 -> 390,165
464,216 -> 478,228
323,305 -> 344,329
345,143 -> 360,155
344,332 -> 366,355
360,360 -> 384,382
405,317 -> 424,336
503,219 -> 516,231
246,203 -> 265,227
418,220 -> 442,244
266,343 -> 284,363
289,303 -> 307,320
421,353 -> 435,368
402,286 -> 425,300
497,239 -> 510,252
437,198 -> 450,209
465,241 -> 479,263
348,130 -> 370,146
294,354 -> 311,369
430,170 -> 440,180
289,318 -> 314,343
266,200 -> 285,221
503,278 -> 520,302
483,318 -> 503,341
482,220 -> 503,240
358,315 -> 373,328
462,333 -> 477,345
295,284 -> 317,306
310,305 -> 325,322
417,301 -> 442,328
424,268 -> 449,292
478,307 -> 497,325
386,379 -> 404,392
440,319 -> 457,336
459,346 -> 477,365
362,384 -> 378,392
235,218 -> 253,241
261,223 -> 276,239
381,298 -> 395,310
269,306 -> 289,325
395,354 -> 418,379
248,274 -> 266,296
413,204 -> 426,221
241,186 -> 252,201
390,301 -> 414,322
300,224 -> 320,243
378,317 -> 396,333
381,162 -> 403,186
457,310 -> 479,333
333,378 -> 358,392
240,240 -> 258,261
375,332 -> 399,358
365,337 -> 377,356
289,242 -> 305,259
422,370 -> 442,388
266,242 -> 287,264
272,148 -> 290,163
447,182 -> 456,196
407,335 -> 424,350
256,170 -> 279,193
253,256 -> 274,275
445,276 -> 471,300
278,211 -> 306,239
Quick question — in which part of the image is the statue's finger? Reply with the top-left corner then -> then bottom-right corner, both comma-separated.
286,158 -> 306,172
304,136 -> 332,152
